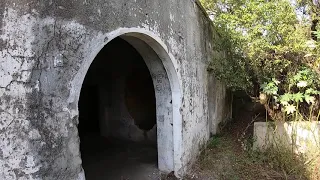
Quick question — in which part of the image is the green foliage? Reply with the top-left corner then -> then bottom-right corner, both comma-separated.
260,78 -> 279,96
201,0 -> 320,121
207,135 -> 222,149
261,68 -> 320,116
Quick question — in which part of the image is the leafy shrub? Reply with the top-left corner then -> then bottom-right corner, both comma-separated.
201,0 -> 320,121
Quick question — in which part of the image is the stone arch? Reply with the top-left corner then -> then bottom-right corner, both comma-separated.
72,28 -> 183,174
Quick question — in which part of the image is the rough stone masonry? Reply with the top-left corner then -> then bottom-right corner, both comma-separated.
0,0 -> 232,179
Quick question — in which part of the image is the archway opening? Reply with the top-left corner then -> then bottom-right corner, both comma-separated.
78,37 -> 160,179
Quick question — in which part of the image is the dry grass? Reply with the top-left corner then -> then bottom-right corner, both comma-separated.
259,141 -> 320,180
182,105 -> 319,180
184,135 -> 290,180
161,102 -> 320,180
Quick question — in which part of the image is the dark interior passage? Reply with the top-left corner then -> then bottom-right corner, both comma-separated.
125,63 -> 156,131
78,85 -> 100,137
78,37 -> 158,179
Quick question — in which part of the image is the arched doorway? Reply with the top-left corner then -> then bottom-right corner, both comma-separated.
76,31 -> 181,178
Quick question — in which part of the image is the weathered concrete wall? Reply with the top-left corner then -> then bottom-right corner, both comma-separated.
0,0 -> 231,179
208,73 -> 232,135
254,122 -> 320,154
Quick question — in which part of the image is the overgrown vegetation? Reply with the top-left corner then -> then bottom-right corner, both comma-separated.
200,0 -> 320,179
186,102 -> 320,179
185,110 -> 299,180
201,0 -> 320,115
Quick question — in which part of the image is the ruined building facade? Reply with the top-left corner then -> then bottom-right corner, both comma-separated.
0,0 -> 231,179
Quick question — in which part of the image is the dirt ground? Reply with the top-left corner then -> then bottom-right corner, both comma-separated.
182,102 -> 304,180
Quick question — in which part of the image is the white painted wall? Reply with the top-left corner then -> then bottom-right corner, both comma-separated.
254,122 -> 320,154
0,1 -> 232,178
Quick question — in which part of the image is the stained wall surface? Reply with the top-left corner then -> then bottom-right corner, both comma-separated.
0,0 -> 232,179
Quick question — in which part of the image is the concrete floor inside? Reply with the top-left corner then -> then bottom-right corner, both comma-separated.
80,134 -> 159,180
78,37 -> 160,180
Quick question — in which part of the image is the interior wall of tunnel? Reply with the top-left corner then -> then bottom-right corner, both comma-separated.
121,35 -> 175,172
79,37 -> 157,142
78,34 -> 175,173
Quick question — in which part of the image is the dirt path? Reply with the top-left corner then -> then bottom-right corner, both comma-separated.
183,104 -> 289,180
